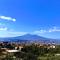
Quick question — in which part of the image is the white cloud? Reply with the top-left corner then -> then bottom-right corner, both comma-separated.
0,27 -> 8,31
48,27 -> 60,32
0,26 -> 60,37
34,30 -> 47,34
0,26 -> 28,37
0,27 -> 28,37
33,27 -> 60,34
0,16 -> 16,22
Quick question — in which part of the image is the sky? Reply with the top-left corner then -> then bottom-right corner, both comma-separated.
0,0 -> 60,39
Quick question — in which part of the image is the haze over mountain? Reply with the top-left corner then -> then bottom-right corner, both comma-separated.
14,34 -> 49,40
0,34 -> 60,44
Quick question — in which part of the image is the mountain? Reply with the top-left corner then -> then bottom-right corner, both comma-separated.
15,34 -> 49,40
15,34 -> 60,44
0,34 -> 60,44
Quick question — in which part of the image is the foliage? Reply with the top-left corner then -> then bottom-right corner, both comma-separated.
2,44 -> 60,60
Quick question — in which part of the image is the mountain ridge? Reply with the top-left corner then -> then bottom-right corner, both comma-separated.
0,34 -> 60,44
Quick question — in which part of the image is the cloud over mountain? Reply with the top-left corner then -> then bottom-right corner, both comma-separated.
33,27 -> 60,34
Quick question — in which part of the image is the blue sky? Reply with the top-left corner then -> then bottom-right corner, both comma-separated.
0,0 -> 60,38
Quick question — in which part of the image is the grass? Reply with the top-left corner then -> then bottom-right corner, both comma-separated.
38,54 -> 60,60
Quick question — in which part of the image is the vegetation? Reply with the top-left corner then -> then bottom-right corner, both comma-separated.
1,44 -> 60,60
14,44 -> 60,60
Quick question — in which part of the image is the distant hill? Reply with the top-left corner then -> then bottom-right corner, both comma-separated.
0,34 -> 60,44
14,34 -> 49,40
